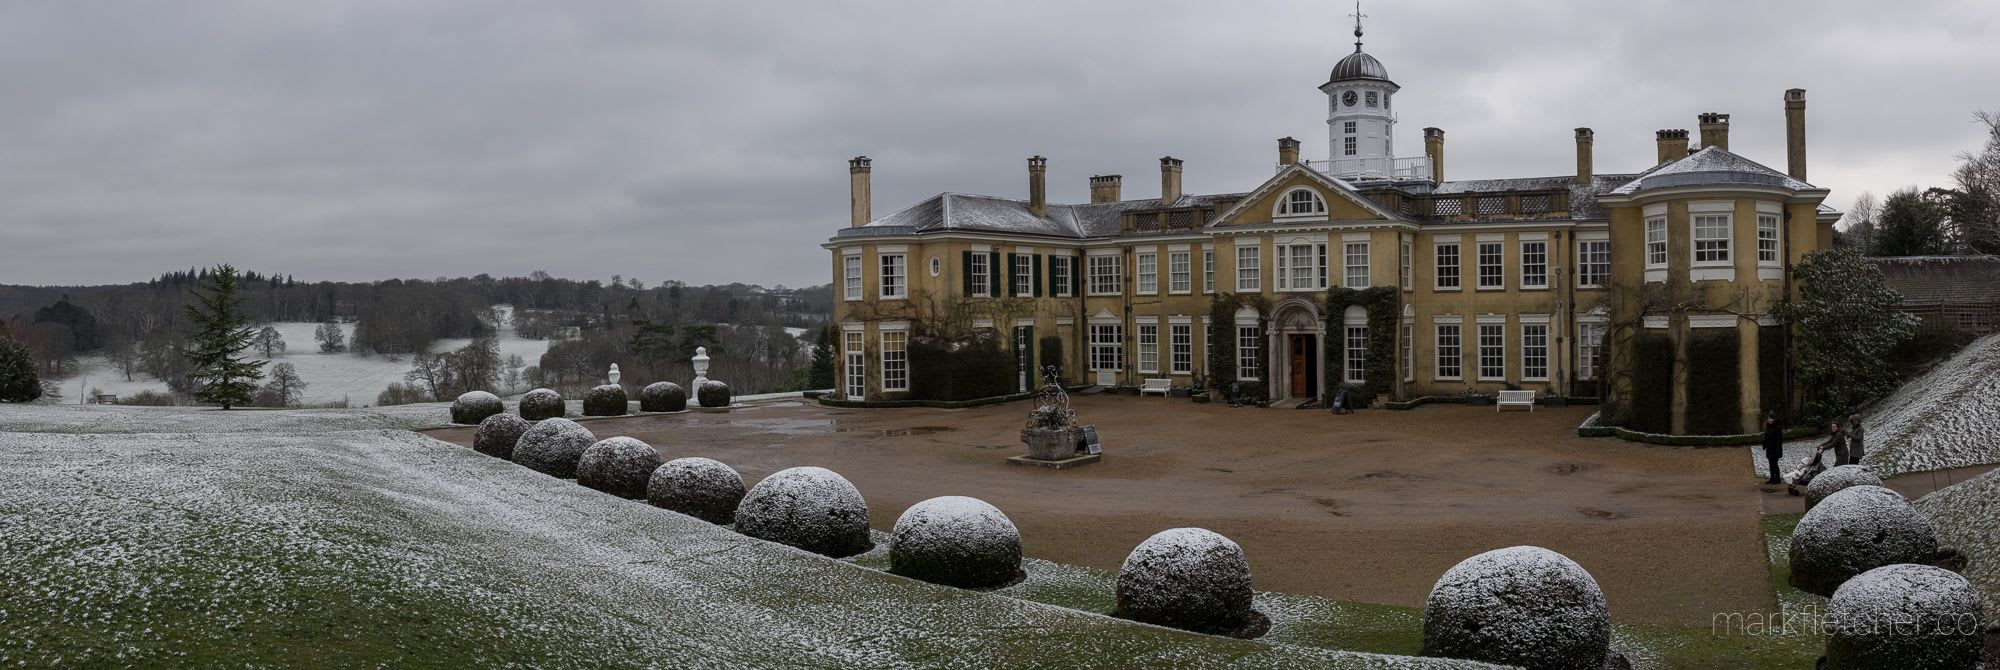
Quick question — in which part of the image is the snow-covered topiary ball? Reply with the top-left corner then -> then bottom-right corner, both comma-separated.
451,390 -> 504,425
889,496 -> 1023,589
582,384 -> 628,417
1805,464 -> 1884,510
640,382 -> 687,413
1826,563 -> 1985,669
1115,528 -> 1259,636
735,466 -> 872,557
472,413 -> 532,459
575,436 -> 663,499
646,457 -> 745,524
519,388 -> 565,421
1789,485 -> 1938,597
698,380 -> 732,408
1421,546 -> 1611,670
510,417 -> 596,478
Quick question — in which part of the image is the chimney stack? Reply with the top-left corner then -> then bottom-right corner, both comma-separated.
1277,137 -> 1301,167
1159,156 -> 1183,205
1655,130 -> 1689,164
1423,127 -> 1445,183
848,156 -> 872,228
1785,89 -> 1808,181
1574,128 -> 1594,186
1027,155 -> 1048,217
1697,113 -> 1730,151
1089,174 -> 1123,203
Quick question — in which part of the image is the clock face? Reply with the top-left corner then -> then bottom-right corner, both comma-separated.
1342,91 -> 1359,107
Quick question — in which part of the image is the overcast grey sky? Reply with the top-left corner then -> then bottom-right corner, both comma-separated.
2,1 -> 1995,288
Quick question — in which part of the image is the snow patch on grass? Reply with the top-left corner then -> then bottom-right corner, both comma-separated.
1915,469 -> 2000,616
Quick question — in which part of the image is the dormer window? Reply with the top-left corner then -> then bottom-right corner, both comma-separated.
1278,188 -> 1327,217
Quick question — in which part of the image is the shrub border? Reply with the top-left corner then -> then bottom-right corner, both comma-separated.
817,391 -> 1035,410
1578,412 -> 1824,446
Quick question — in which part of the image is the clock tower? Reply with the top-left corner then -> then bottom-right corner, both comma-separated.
1318,5 -> 1400,180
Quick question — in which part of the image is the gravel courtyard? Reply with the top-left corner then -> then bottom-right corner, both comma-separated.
432,397 -> 1773,626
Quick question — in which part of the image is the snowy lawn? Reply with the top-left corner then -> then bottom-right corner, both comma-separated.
1753,332 -> 2000,479
0,406 -> 1483,669
1916,469 -> 2000,616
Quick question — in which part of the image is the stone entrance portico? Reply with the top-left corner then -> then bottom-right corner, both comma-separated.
1269,299 -> 1325,403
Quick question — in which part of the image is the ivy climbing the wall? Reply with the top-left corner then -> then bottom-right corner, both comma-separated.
1324,286 -> 1401,408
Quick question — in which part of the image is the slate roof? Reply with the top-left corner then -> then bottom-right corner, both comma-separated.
1608,147 -> 1817,196
1870,255 -> 2000,307
1430,173 -> 1639,221
838,192 -> 1244,241
1329,50 -> 1391,84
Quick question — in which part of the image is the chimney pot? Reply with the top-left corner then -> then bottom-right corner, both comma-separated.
1698,112 -> 1731,151
1277,137 -> 1301,167
1655,129 -> 1690,164
1159,156 -> 1183,205
1027,155 -> 1048,218
1089,174 -> 1123,203
848,155 -> 872,228
1423,128 -> 1446,183
1574,128 -> 1594,186
1785,89 -> 1808,181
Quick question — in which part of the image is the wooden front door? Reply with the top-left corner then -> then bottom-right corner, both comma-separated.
1289,335 -> 1310,397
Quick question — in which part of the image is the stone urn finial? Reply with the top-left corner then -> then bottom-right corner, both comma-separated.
608,363 -> 622,385
692,346 -> 711,389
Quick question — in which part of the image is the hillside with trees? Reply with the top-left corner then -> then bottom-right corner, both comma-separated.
2,269 -> 832,405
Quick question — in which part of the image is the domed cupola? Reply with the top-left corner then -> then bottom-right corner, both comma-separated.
1316,4 -> 1403,179
1328,49 -> 1390,84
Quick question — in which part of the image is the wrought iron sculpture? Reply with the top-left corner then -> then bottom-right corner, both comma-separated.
1025,365 -> 1075,431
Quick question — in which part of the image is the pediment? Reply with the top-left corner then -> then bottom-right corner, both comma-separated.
1207,165 -> 1400,228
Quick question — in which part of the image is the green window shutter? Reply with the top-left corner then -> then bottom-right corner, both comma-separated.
990,251 -> 1002,297
962,250 -> 973,295
1033,254 -> 1044,297
1006,253 -> 1018,296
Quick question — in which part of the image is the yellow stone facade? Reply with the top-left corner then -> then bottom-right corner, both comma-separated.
823,38 -> 1840,436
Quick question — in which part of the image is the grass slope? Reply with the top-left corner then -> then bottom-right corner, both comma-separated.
0,406 -> 1482,669
1864,332 -> 2000,476
1917,469 -> 2000,616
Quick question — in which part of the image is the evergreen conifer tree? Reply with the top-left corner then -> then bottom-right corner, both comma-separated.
0,329 -> 43,403
183,264 -> 267,409
808,325 -> 837,390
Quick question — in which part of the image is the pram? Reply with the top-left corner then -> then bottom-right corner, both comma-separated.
1783,447 -> 1827,494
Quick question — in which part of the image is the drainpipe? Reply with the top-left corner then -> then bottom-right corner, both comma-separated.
1124,245 -> 1135,387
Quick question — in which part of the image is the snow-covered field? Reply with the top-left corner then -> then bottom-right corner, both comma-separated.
55,313 -> 553,407
1916,469 -> 2000,616
0,404 -> 1480,668
1754,332 -> 2000,479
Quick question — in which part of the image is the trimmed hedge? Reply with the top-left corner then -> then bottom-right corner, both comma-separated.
1758,324 -> 1788,424
908,332 -> 1014,402
817,391 -> 1034,410
1684,330 -> 1741,435
1582,423 -> 1824,446
1628,333 -> 1675,434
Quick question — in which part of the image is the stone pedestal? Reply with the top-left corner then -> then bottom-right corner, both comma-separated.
1020,427 -> 1080,461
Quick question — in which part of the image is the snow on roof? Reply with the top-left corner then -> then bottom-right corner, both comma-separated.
1431,174 -> 1638,222
1607,147 -> 1817,195
838,191 -> 1246,241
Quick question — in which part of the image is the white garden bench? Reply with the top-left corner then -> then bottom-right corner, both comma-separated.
1496,390 -> 1536,412
1139,379 -> 1172,396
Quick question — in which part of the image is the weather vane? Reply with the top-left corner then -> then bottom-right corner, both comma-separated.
1350,1 -> 1366,52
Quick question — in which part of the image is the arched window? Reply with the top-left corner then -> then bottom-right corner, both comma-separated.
1277,188 -> 1327,217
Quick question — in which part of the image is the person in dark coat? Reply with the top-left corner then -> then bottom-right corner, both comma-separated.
1761,412 -> 1785,485
1822,420 -> 1848,467
1845,413 -> 1865,465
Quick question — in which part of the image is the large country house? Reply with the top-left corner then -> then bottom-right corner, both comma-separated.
823,25 -> 1839,435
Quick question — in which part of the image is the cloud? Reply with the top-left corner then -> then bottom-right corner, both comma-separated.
1,0 -> 1994,288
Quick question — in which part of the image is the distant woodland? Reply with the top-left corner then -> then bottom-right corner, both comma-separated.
0,269 -> 832,404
